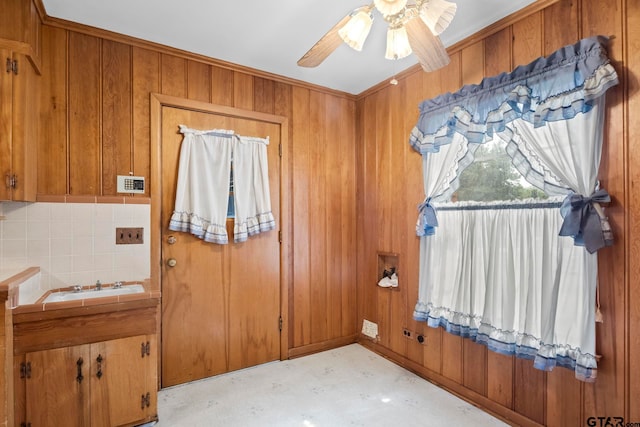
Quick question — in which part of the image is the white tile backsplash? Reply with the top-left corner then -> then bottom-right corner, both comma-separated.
0,201 -> 150,290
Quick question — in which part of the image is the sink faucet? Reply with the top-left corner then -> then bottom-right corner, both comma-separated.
95,280 -> 102,291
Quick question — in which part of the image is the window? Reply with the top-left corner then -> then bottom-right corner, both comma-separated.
454,139 -> 547,202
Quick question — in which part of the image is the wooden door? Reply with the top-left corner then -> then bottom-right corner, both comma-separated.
90,335 -> 157,426
25,345 -> 91,427
160,105 -> 282,387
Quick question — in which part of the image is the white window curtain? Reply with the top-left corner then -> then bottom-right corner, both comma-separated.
169,126 -> 233,244
169,126 -> 275,244
409,36 -> 619,381
232,135 -> 276,242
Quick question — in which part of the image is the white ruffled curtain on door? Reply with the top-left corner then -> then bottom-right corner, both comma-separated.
169,125 -> 275,244
410,36 -> 618,381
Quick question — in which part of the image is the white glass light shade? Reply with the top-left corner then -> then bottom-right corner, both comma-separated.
338,10 -> 374,51
385,25 -> 412,60
374,0 -> 408,16
419,0 -> 457,35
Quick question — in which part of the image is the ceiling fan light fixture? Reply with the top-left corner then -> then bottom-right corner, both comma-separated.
338,9 -> 374,51
374,0 -> 408,16
385,25 -> 412,60
419,0 -> 457,35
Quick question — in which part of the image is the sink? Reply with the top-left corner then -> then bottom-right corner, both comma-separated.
43,284 -> 145,303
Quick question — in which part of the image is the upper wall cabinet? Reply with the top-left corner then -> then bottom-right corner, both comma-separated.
0,0 -> 42,72
0,0 -> 42,201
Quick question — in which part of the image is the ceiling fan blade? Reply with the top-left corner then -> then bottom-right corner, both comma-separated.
405,17 -> 450,72
297,13 -> 353,67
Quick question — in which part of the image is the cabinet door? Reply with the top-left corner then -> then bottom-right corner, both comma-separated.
0,48 -> 13,201
90,335 -> 157,426
25,345 -> 91,427
10,51 -> 37,201
0,49 -> 37,201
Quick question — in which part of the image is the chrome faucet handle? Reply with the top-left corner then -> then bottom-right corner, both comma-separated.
73,285 -> 82,293
113,281 -> 123,288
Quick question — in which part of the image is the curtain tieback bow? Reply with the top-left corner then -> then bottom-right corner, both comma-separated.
416,197 -> 438,237
559,188 -> 612,253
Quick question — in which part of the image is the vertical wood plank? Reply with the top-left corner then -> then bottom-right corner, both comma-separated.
309,90 -> 328,343
512,12 -> 544,67
68,32 -> 101,195
233,72 -> 254,110
545,368 -> 582,427
360,95 -> 379,329
484,28 -> 512,76
376,89 -> 392,252
291,86 -> 311,348
513,359 -> 546,424
325,94 -> 342,340
253,77 -> 275,114
340,96 -> 358,337
160,54 -> 187,98
581,0 -> 626,422
187,60 -> 211,103
628,0 -> 640,422
543,0 -> 579,55
486,352 -> 514,408
389,81 -> 407,356
210,66 -> 234,107
404,71 -> 430,368
38,25 -> 67,195
101,40 -> 132,196
461,41 -> 485,86
132,47 -> 160,197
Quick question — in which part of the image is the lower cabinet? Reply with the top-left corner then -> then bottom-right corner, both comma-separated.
15,335 -> 157,427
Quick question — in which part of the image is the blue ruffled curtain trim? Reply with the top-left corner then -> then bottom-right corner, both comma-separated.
559,189 -> 613,253
413,302 -> 597,382
409,35 -> 619,154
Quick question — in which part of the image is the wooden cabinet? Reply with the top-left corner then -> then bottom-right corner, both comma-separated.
0,0 -> 41,201
15,335 -> 157,427
0,47 -> 38,201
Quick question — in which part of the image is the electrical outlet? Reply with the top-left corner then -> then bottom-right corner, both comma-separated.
116,227 -> 144,244
403,328 -> 414,339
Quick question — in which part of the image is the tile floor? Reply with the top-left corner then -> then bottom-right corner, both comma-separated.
156,344 -> 508,427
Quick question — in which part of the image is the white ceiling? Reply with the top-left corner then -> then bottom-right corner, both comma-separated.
40,0 -> 536,95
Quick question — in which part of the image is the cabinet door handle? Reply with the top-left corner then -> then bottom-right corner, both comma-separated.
5,58 -> 11,74
96,354 -> 103,379
76,357 -> 84,383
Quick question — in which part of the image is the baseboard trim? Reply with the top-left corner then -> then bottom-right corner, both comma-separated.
287,334 -> 358,359
358,339 -> 543,427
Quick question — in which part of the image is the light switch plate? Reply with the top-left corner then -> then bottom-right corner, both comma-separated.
116,227 -> 144,244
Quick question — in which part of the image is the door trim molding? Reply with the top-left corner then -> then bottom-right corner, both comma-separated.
149,93 -> 291,363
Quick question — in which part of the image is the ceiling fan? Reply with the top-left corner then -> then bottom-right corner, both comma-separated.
297,0 -> 456,72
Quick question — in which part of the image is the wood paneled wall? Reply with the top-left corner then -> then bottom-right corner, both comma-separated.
36,23 -> 358,355
356,0 -> 639,425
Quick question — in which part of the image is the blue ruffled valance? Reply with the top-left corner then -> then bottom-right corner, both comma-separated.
409,35 -> 618,154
